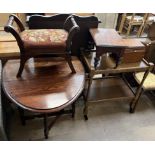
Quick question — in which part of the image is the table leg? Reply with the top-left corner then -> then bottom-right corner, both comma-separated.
18,107 -> 26,125
44,112 -> 62,139
94,56 -> 100,69
1,86 -> 9,140
94,48 -> 101,69
43,114 -> 48,139
83,75 -> 93,120
71,102 -> 75,118
130,68 -> 151,113
1,59 -> 8,68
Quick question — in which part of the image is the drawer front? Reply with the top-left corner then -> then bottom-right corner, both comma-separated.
121,49 -> 145,63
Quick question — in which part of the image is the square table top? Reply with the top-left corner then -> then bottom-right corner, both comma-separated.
89,28 -> 145,49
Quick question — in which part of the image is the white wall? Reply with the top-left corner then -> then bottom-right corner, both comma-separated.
95,13 -> 118,29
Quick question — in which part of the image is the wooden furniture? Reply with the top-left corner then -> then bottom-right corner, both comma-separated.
143,22 -> 155,64
118,13 -> 150,37
133,20 -> 155,101
0,38 -> 19,140
89,28 -> 145,68
139,14 -> 155,37
0,33 -> 15,42
0,41 -> 20,66
135,71 -> 155,91
27,14 -> 100,55
81,51 -> 153,120
4,14 -> 80,77
81,28 -> 153,120
1,56 -> 85,139
132,68 -> 155,106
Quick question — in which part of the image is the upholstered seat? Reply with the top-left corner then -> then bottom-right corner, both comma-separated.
5,14 -> 80,77
135,72 -> 155,90
20,29 -> 68,51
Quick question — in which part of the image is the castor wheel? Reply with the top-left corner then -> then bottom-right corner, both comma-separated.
84,115 -> 88,120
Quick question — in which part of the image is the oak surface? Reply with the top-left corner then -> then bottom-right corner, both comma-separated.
0,41 -> 19,58
89,28 -> 144,49
2,57 -> 85,113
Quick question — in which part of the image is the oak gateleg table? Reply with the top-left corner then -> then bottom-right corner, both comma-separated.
1,56 -> 85,139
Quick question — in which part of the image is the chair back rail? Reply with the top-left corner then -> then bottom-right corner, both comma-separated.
28,14 -> 71,29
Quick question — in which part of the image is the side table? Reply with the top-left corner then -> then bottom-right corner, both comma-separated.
2,56 -> 85,139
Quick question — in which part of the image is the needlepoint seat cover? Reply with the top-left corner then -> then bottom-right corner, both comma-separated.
20,29 -> 68,51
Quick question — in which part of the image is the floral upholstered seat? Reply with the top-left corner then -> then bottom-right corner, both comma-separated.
20,29 -> 68,51
5,14 -> 80,77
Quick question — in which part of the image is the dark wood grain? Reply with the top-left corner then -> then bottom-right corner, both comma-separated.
4,14 -> 80,77
89,28 -> 145,67
90,28 -> 144,48
2,56 -> 85,113
90,28 -> 122,47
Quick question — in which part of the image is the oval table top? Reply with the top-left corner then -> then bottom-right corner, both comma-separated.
2,56 -> 85,113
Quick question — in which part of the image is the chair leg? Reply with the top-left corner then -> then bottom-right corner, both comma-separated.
130,89 -> 143,113
16,57 -> 28,78
65,55 -> 76,73
130,67 -> 151,113
118,13 -> 126,34
126,24 -> 132,37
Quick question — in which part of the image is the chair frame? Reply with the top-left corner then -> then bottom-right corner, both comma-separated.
119,13 -> 150,37
4,14 -> 80,77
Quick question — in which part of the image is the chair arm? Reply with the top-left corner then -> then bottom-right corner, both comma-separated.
4,14 -> 25,53
63,15 -> 80,32
5,14 -> 25,32
63,16 -> 80,51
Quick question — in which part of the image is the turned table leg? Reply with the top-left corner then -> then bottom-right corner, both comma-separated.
43,114 -> 48,139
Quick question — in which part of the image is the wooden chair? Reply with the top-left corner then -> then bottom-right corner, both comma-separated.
133,67 -> 155,109
131,20 -> 155,110
4,14 -> 80,77
135,70 -> 155,92
119,13 -> 150,37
